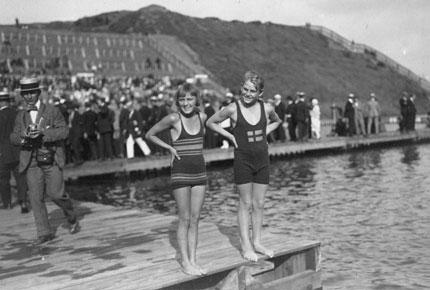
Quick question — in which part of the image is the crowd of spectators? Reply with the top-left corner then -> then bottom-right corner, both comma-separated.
0,72 -> 421,166
1,73 -> 220,165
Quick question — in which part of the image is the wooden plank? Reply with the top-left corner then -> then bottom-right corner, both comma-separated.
0,200 -> 321,290
273,252 -> 307,279
56,237 -> 318,290
262,270 -> 322,290
4,236 -> 316,290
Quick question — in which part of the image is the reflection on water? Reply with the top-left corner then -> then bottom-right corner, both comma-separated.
401,145 -> 420,165
68,144 -> 430,290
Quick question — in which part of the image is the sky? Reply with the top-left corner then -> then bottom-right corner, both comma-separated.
1,0 -> 429,80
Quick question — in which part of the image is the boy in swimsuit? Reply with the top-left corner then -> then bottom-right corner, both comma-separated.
207,71 -> 281,261
146,84 -> 207,275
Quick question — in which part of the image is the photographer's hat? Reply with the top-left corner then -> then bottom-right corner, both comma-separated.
18,77 -> 43,94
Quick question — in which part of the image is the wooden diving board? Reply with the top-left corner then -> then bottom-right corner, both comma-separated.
0,202 -> 321,289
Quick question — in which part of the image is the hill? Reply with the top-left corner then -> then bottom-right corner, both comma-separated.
30,5 -> 429,116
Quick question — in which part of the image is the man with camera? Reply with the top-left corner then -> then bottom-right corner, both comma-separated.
10,78 -> 80,245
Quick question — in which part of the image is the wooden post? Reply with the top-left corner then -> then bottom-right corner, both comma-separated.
273,247 -> 320,278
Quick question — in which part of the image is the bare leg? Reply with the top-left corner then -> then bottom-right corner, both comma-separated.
172,187 -> 201,275
188,185 -> 207,274
237,183 -> 258,262
251,183 -> 274,258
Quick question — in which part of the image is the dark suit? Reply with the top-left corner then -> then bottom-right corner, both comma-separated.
118,106 -> 129,158
69,109 -> 84,164
10,103 -> 76,238
139,105 -> 151,132
0,106 -> 27,208
126,109 -> 151,157
295,100 -> 309,141
204,105 -> 218,148
273,101 -> 287,142
82,109 -> 98,160
406,98 -> 416,131
344,100 -> 355,136
285,102 -> 297,141
399,97 -> 408,132
127,110 -> 144,139
97,106 -> 114,159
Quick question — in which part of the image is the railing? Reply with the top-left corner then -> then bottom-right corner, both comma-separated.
320,114 -> 428,136
307,24 -> 430,92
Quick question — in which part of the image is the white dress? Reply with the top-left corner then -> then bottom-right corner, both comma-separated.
310,105 -> 321,139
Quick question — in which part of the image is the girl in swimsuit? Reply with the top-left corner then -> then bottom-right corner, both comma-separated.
206,71 -> 281,262
146,84 -> 207,275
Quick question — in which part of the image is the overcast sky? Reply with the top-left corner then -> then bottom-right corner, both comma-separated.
1,0 -> 429,80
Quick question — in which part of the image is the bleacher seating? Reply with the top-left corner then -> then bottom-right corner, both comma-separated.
0,26 -> 189,77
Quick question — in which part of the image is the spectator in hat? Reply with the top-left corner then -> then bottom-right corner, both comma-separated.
344,93 -> 355,136
353,95 -> 366,136
126,100 -> 151,158
108,98 -> 122,158
10,78 -> 80,244
139,97 -> 151,133
0,90 -> 28,212
406,94 -> 417,131
118,96 -> 130,158
366,93 -> 381,134
285,95 -> 297,141
82,102 -> 99,160
295,92 -> 309,141
96,101 -> 114,160
399,92 -> 408,132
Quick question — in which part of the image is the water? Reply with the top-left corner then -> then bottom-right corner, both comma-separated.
68,144 -> 430,290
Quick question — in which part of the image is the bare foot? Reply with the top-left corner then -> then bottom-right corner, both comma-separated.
181,263 -> 202,276
190,262 -> 207,275
253,243 -> 274,258
242,249 -> 259,262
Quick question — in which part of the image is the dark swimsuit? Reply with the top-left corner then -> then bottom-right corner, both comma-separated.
233,100 -> 270,185
171,113 -> 207,190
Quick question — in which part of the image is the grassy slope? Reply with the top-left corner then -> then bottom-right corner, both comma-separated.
37,5 -> 428,116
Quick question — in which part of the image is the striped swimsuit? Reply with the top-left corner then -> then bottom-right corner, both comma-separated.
171,113 -> 207,190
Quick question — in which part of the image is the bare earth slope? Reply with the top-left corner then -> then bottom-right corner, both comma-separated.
35,5 -> 428,116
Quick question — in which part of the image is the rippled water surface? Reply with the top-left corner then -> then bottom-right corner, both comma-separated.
69,144 -> 430,290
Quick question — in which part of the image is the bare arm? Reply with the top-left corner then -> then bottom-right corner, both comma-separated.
206,103 -> 238,147
266,104 -> 282,136
200,112 -> 207,134
145,113 -> 180,159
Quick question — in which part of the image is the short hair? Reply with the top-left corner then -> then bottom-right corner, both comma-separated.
175,83 -> 200,107
243,70 -> 264,92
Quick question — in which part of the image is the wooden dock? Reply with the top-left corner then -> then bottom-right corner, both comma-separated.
0,202 -> 321,290
64,129 -> 430,180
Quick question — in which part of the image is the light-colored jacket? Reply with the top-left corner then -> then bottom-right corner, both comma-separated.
10,103 -> 68,172
367,99 -> 381,117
